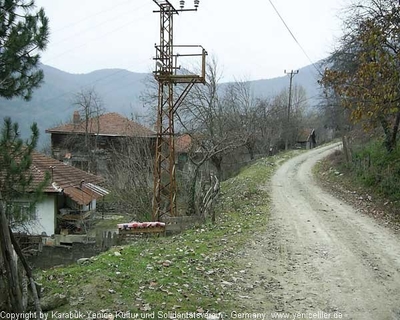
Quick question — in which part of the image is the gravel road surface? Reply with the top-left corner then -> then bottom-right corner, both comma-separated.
239,143 -> 400,320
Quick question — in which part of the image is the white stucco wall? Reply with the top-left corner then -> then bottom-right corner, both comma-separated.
81,199 -> 96,212
91,199 -> 97,211
32,195 -> 56,236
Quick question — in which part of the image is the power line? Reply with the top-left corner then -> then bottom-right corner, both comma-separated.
267,0 -> 323,76
49,2 -> 150,49
51,0 -> 146,33
42,14 -> 149,65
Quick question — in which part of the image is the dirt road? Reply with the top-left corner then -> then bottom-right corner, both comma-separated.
238,144 -> 400,320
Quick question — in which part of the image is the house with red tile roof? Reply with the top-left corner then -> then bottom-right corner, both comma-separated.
14,151 -> 108,238
46,112 -> 156,175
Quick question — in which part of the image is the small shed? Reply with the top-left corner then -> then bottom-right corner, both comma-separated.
296,129 -> 317,149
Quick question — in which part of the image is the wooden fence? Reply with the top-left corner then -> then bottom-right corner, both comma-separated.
97,230 -> 119,249
95,215 -> 204,247
162,215 -> 204,234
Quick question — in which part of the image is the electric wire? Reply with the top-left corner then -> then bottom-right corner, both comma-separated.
267,0 -> 323,76
36,2 -> 155,107
42,14 -> 150,65
49,2 -> 151,49
51,0 -> 144,33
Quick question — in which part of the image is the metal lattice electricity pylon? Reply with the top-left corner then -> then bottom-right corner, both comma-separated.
152,0 -> 207,221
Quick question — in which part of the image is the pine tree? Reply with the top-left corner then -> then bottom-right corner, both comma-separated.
0,0 -> 49,100
0,0 -> 49,312
0,119 -> 50,312
0,118 -> 49,223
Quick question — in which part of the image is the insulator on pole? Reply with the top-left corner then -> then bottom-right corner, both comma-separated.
194,0 -> 199,8
180,0 -> 185,9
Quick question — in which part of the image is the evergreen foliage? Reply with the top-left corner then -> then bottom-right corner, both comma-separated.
0,117 -> 49,227
0,0 -> 49,311
0,0 -> 49,100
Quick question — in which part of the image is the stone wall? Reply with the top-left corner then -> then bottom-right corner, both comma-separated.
28,243 -> 101,270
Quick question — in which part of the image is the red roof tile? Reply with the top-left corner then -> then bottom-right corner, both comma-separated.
30,151 -> 105,193
46,112 -> 155,137
175,134 -> 192,153
63,185 -> 106,206
1,150 -> 108,205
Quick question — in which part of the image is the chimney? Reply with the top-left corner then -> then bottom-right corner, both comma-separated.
73,111 -> 80,125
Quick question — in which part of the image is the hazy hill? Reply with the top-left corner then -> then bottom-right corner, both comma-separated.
0,63 -> 322,148
248,63 -> 322,105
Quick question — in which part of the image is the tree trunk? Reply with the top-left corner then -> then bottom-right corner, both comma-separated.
201,175 -> 220,224
9,227 -> 42,314
0,204 -> 23,312
246,141 -> 255,160
0,234 -> 9,311
342,135 -> 352,164
390,111 -> 400,151
211,155 -> 223,180
187,166 -> 200,216
380,116 -> 394,152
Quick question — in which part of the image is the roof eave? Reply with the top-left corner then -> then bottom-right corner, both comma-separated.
46,131 -> 156,137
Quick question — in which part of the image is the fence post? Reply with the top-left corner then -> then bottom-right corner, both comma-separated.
342,136 -> 352,164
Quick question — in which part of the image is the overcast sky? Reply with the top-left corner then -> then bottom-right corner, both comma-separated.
35,0 -> 347,82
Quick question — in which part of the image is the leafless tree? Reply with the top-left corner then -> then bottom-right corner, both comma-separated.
175,58 -> 261,216
223,79 -> 259,159
139,74 -> 159,128
52,88 -> 106,173
178,57 -> 249,179
265,85 -> 307,149
104,137 -> 154,221
72,88 -> 105,173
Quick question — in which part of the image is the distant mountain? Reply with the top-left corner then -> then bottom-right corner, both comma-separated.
0,63 -> 322,148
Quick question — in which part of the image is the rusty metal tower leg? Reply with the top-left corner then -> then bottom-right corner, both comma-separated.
167,83 -> 177,217
153,84 -> 164,221
153,3 -> 176,221
153,81 -> 176,221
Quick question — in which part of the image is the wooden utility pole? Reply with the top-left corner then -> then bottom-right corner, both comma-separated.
284,69 -> 299,151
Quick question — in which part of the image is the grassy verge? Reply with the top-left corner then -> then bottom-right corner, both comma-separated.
314,141 -> 400,226
37,152 -> 297,317
350,140 -> 400,201
315,139 -> 400,201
